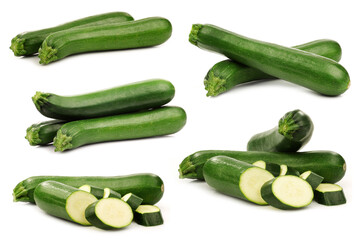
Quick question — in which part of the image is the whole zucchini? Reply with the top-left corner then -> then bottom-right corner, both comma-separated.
178,150 -> 346,183
204,39 -> 342,96
25,120 -> 67,146
10,12 -> 134,56
247,109 -> 314,152
190,24 -> 350,96
13,173 -> 164,204
53,106 -> 187,151
33,79 -> 175,120
39,17 -> 172,64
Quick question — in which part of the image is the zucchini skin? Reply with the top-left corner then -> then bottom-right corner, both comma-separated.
25,120 -> 67,146
178,150 -> 346,183
53,106 -> 186,152
10,12 -> 134,56
204,39 -> 342,96
247,109 -> 314,152
13,173 -> 164,205
314,184 -> 346,206
33,79 -> 175,120
190,24 -> 350,96
39,17 -> 172,64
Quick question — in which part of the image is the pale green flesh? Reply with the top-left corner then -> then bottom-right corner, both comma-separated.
95,198 -> 133,228
136,205 -> 160,213
280,165 -> 288,175
79,185 -> 91,192
252,160 -> 266,169
240,167 -> 274,205
273,176 -> 313,207
300,171 -> 311,179
66,191 -> 97,225
103,188 -> 111,198
121,193 -> 132,201
316,183 -> 342,192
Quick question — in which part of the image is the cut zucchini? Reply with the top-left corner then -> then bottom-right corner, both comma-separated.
314,183 -> 346,206
300,171 -> 324,190
85,198 -> 133,230
134,205 -> 164,226
280,165 -> 300,176
121,193 -> 143,210
104,188 -> 122,199
79,185 -> 121,199
261,175 -> 314,210
253,160 -> 281,176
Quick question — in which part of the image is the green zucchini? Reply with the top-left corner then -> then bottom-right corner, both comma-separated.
122,193 -> 143,210
34,181 -> 97,225
314,183 -> 346,206
252,160 -> 281,176
33,79 -> 175,120
39,17 -> 172,64
53,106 -> 186,152
279,165 -> 300,176
85,198 -> 133,229
134,205 -> 164,226
247,109 -> 314,152
204,39 -> 342,96
179,150 -> 346,183
25,120 -> 67,146
79,185 -> 122,199
300,171 -> 324,190
203,156 -> 274,205
261,175 -> 314,210
10,12 -> 134,57
13,173 -> 164,204
190,24 -> 350,96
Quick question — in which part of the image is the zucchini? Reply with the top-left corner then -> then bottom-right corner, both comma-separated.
85,198 -> 133,229
10,12 -> 134,56
261,175 -> 314,210
203,156 -> 274,205
134,205 -> 164,226
178,150 -> 346,183
204,39 -> 342,96
25,120 -> 67,146
13,173 -> 164,204
34,181 -> 97,225
53,106 -> 186,151
247,109 -> 314,152
252,160 -> 281,176
79,185 -> 122,199
122,193 -> 143,210
190,24 -> 350,96
314,183 -> 346,206
279,165 -> 300,176
38,17 -> 172,64
300,171 -> 324,190
33,79 -> 175,120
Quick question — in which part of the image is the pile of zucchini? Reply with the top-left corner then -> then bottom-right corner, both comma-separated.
178,109 -> 347,210
13,173 -> 165,229
25,79 -> 187,151
189,24 -> 350,96
10,12 -> 172,64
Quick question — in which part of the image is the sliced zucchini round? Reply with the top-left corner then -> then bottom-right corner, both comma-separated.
253,160 -> 281,176
121,193 -> 143,210
280,165 -> 300,176
300,171 -> 324,190
79,185 -> 121,199
134,205 -> 164,226
314,183 -> 346,206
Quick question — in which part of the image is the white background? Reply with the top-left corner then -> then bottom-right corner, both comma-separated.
1,0 -> 358,239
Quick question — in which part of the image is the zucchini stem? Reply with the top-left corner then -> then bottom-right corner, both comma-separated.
12,183 -> 29,202
54,131 -> 73,152
32,92 -> 50,111
189,24 -> 203,46
38,42 -> 58,64
204,71 -> 227,97
178,156 -> 197,179
278,111 -> 300,140
10,36 -> 26,56
25,128 -> 41,146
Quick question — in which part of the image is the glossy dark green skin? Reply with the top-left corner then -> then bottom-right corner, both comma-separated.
179,150 -> 346,183
25,120 -> 67,145
10,12 -> 134,56
191,24 -> 350,96
34,181 -> 86,222
34,79 -> 175,120
13,173 -> 164,204
314,186 -> 346,205
134,208 -> 163,226
124,194 -> 143,210
205,39 -> 342,96
303,172 -> 324,190
247,109 -> 314,152
203,156 -> 258,202
39,17 -> 172,64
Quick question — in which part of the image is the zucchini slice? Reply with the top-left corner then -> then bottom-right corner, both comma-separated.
34,181 -> 97,225
252,160 -> 281,176
85,198 -> 133,230
314,183 -> 346,206
279,165 -> 300,176
121,193 -> 143,210
261,175 -> 314,210
79,185 -> 122,199
25,120 -> 67,146
134,205 -> 164,226
203,156 -> 274,205
300,171 -> 324,190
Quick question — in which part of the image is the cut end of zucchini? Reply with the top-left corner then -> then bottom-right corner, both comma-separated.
66,191 -> 98,225
134,205 -> 163,226
38,42 -> 58,65
189,24 -> 203,46
178,155 -> 198,179
314,183 -> 346,206
278,111 -> 300,140
54,130 -> 73,152
32,91 -> 50,111
25,127 -> 42,146
10,36 -> 27,56
204,71 -> 227,97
